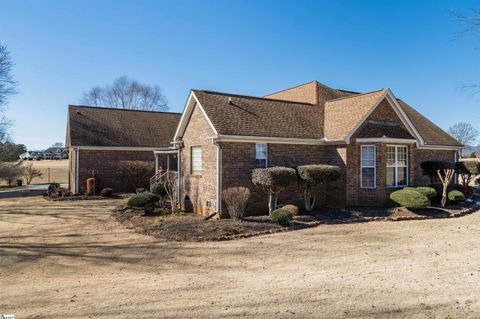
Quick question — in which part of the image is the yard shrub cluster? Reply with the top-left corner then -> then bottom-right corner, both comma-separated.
252,165 -> 341,215
404,186 -> 437,199
455,161 -> 480,196
297,165 -> 341,212
270,208 -> 293,227
252,167 -> 297,215
127,192 -> 159,211
390,189 -> 430,209
100,187 -> 113,197
222,187 -> 251,220
448,190 -> 466,203
421,160 -> 456,207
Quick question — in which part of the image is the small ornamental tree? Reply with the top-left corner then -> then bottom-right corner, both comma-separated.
252,167 -> 297,215
420,161 -> 450,183
297,164 -> 341,211
436,162 -> 456,207
455,161 -> 480,195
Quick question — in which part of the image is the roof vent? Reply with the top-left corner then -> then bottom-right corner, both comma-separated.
228,97 -> 233,105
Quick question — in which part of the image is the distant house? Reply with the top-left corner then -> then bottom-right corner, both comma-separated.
42,147 -> 68,160
19,150 -> 43,160
66,105 -> 181,194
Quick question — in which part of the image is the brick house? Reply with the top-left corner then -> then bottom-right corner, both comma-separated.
173,81 -> 462,215
66,105 -> 181,193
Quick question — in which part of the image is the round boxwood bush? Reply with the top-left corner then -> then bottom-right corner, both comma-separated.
390,189 -> 430,209
282,204 -> 300,216
127,192 -> 159,208
404,186 -> 437,199
100,187 -> 114,197
270,208 -> 293,227
448,190 -> 466,203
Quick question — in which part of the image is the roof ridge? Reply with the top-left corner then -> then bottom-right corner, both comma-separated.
68,104 -> 182,115
262,80 -> 318,97
325,88 -> 386,103
194,89 -> 316,106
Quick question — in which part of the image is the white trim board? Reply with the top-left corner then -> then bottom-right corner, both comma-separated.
211,134 -> 345,145
356,138 -> 417,144
173,91 -> 218,141
73,146 -> 165,151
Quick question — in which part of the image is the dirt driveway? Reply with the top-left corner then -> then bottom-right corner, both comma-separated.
1,197 -> 480,318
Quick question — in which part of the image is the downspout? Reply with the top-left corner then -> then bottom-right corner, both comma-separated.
214,140 -> 222,215
177,149 -> 181,206
75,147 -> 79,194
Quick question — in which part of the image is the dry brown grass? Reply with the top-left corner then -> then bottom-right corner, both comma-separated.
2,197 -> 480,318
0,160 -> 68,185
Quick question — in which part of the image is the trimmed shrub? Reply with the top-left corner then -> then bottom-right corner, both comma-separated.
252,167 -> 297,214
420,161 -> 454,183
116,161 -> 155,192
100,187 -> 113,197
455,161 -> 480,195
282,204 -> 300,216
127,192 -> 159,209
448,190 -> 466,203
390,189 -> 430,209
297,164 -> 341,211
151,182 -> 167,197
222,187 -> 251,220
404,186 -> 437,199
270,208 -> 293,227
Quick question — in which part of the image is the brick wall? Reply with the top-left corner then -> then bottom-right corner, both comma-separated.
76,150 -> 161,193
179,104 -> 217,215
413,149 -> 456,185
343,99 -> 457,205
220,142 -> 347,215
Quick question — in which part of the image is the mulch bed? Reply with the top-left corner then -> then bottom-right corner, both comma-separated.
113,204 -> 479,242
113,207 -> 316,241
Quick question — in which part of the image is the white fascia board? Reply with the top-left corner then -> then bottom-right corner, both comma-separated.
153,149 -> 179,154
75,146 -> 164,151
417,145 -> 462,151
173,91 -> 218,141
356,138 -> 417,144
212,134 -> 345,145
385,89 -> 425,145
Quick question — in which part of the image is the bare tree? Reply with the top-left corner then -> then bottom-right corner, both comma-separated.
81,76 -> 168,111
0,42 -> 17,142
21,163 -> 43,185
448,122 -> 479,151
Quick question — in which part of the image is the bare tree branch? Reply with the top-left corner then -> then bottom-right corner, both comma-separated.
81,76 -> 168,111
448,122 -> 479,147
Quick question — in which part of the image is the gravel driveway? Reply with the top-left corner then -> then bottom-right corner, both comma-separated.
1,197 -> 480,318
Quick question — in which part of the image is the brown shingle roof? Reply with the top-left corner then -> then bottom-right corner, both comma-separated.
397,99 -> 462,147
188,82 -> 460,147
323,89 -> 387,140
192,90 -> 323,139
67,105 -> 181,147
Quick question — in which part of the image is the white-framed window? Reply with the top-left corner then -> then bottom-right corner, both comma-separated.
360,145 -> 376,188
386,145 -> 408,187
255,143 -> 267,168
191,146 -> 202,174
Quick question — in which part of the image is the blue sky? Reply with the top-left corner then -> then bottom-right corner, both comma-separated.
1,0 -> 479,149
